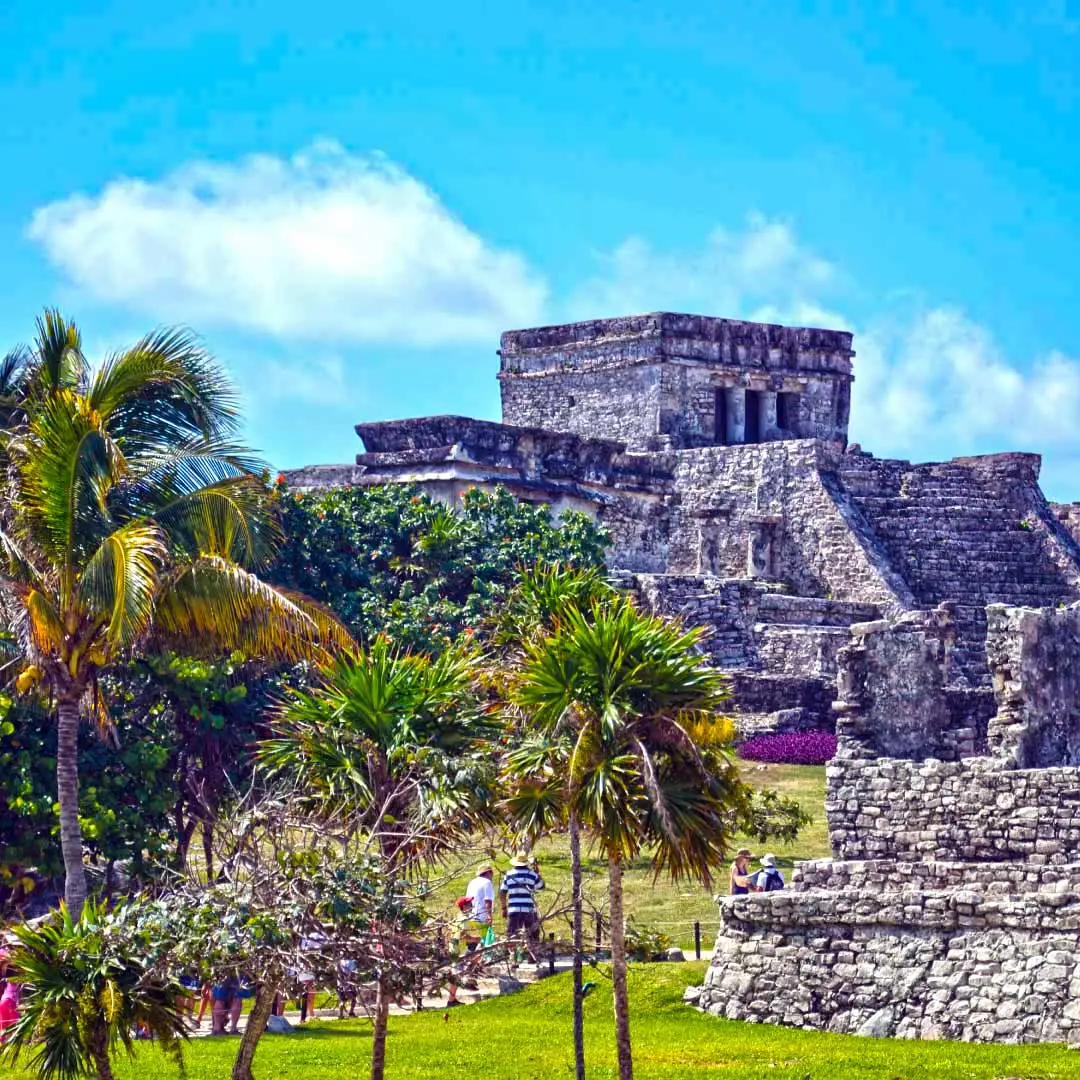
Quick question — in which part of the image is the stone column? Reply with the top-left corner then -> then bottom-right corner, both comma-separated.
724,387 -> 746,444
759,391 -> 778,439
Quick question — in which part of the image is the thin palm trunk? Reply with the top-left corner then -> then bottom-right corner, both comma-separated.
370,973 -> 391,1080
56,694 -> 87,920
232,982 -> 275,1080
569,812 -> 585,1080
87,1021 -> 115,1080
608,853 -> 633,1080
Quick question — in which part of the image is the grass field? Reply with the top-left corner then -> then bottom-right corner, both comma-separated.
16,962 -> 1080,1080
429,763 -> 829,949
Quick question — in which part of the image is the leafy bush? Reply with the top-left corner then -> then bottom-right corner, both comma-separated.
0,900 -> 186,1080
623,918 -> 674,962
737,730 -> 837,765
269,483 -> 610,652
737,788 -> 813,843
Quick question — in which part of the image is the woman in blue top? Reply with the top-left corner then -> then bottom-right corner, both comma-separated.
729,848 -> 754,895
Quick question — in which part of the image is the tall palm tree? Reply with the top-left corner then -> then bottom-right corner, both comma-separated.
0,312 -> 352,918
496,563 -> 614,1080
512,597 -> 742,1080
258,637 -> 496,1080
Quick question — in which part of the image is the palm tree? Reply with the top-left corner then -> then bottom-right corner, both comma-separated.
496,563 -> 615,1080
512,597 -> 743,1080
0,899 -> 187,1080
0,312 -> 352,919
258,636 -> 496,1080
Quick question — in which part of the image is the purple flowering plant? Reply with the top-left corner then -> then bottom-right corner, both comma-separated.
737,730 -> 837,766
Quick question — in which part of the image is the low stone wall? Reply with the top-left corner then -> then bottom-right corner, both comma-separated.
793,858 -> 1080,894
826,756 -> 1080,863
691,889 -> 1080,1044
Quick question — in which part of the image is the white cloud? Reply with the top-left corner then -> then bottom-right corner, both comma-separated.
566,214 -> 836,324
573,218 -> 1080,495
27,141 -> 546,346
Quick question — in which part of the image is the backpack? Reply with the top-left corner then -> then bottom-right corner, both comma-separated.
759,868 -> 784,892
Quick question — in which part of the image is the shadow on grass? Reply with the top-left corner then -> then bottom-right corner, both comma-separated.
279,1024 -> 376,1041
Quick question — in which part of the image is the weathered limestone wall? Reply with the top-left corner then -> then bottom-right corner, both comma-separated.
691,890 -> 1080,1044
665,441 -> 911,615
499,363 -> 664,452
795,858 -> 1080,893
498,313 -> 854,449
986,603 -> 1080,768
694,601 -> 1080,1047
826,756 -> 1080,862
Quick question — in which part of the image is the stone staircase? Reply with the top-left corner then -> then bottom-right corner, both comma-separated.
838,458 -> 1080,682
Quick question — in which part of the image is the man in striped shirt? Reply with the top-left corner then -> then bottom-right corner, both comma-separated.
500,852 -> 545,961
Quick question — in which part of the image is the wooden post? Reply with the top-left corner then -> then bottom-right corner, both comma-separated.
694,922 -> 701,960
549,933 -> 556,976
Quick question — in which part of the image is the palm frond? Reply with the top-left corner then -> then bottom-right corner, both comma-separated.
88,327 -> 241,449
16,388 -> 121,574
77,521 -> 167,649
154,555 -> 355,663
31,308 -> 87,395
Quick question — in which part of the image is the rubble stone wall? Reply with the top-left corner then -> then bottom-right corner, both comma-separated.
794,858 -> 1080,893
826,756 -> 1080,863
692,890 -> 1080,1045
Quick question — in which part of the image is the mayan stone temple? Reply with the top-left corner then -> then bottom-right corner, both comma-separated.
289,310 -> 1080,1045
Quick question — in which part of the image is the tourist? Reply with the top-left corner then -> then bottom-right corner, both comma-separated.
752,853 -> 785,892
729,848 -> 754,895
447,893 -> 483,1006
464,863 -> 495,927
499,852 -> 545,961
0,949 -> 19,1041
211,975 -> 243,1035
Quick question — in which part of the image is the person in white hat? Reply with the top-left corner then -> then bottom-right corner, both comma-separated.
500,852 -> 545,961
752,853 -> 785,893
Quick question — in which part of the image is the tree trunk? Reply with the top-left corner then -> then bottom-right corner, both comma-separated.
569,813 -> 585,1080
370,972 -> 390,1080
231,982 -> 275,1080
88,1022 -> 115,1080
56,694 -> 87,920
608,853 -> 633,1080
203,820 -> 215,882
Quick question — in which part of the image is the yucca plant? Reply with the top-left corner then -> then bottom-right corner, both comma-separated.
0,900 -> 187,1080
0,312 -> 353,918
510,596 -> 742,1080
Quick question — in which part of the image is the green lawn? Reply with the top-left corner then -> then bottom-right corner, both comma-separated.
21,962 -> 1080,1080
430,763 -> 829,950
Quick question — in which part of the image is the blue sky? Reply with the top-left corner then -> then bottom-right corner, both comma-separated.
2,1 -> 1079,494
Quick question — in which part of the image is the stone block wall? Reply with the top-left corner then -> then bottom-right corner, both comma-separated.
691,889 -> 1080,1045
665,441 -> 908,615
986,603 -> 1080,768
794,858 -> 1080,894
826,756 -> 1080,862
498,313 -> 854,449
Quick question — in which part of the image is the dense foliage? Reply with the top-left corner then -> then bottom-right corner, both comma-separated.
738,730 -> 838,765
0,693 -> 174,904
0,900 -> 187,1080
268,483 -> 610,650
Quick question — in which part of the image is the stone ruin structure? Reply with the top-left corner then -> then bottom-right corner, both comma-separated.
690,601 -> 1080,1046
285,311 -> 1080,736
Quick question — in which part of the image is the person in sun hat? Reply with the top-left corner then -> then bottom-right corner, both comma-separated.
500,852 -> 545,961
729,848 -> 754,895
753,853 -> 785,893
465,863 -> 495,927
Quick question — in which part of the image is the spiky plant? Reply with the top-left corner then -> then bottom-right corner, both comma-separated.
258,636 -> 496,1080
0,312 -> 353,918
510,596 -> 742,1080
0,900 -> 187,1080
